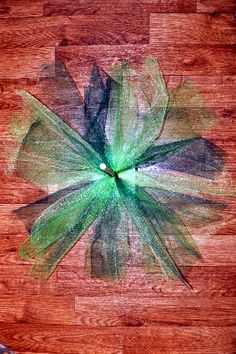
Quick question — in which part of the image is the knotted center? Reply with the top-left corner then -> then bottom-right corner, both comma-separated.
99,163 -> 117,177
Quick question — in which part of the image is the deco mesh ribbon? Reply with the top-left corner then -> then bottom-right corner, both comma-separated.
11,57 -> 233,286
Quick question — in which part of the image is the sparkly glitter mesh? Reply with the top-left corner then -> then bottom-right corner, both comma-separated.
11,57 -> 233,285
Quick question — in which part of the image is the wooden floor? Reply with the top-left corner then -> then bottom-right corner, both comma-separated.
0,1 -> 236,353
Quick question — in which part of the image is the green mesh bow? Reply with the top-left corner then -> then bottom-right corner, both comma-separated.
12,57 -> 232,286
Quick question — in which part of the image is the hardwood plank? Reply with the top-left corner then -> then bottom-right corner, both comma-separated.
0,295 -> 75,325
0,48 -> 55,79
57,44 -> 236,81
0,324 -> 235,354
0,263 -> 235,297
63,15 -> 149,45
0,3 -> 234,354
0,81 -> 37,111
0,15 -> 149,49
0,324 -> 124,353
197,0 -> 236,13
1,129 -> 236,165
123,326 -> 236,354
43,0 -> 197,16
0,177 -> 47,204
0,265 -> 58,295
75,296 -> 236,326
1,111 -> 236,155
0,180 -> 235,222
150,14 -> 236,44
0,0 -> 43,18
1,226 -> 236,267
56,265 -> 236,297
1,75 -> 235,112
0,17 -> 64,49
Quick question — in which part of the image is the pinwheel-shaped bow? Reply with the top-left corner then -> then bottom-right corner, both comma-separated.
13,57 -> 229,286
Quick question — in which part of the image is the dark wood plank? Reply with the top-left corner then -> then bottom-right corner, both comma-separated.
43,0 -> 197,16
16,352 -> 56,354
0,295 -> 76,325
0,0 -> 43,18
123,326 -> 236,354
150,14 -> 236,44
64,15 -> 149,45
0,15 -> 149,49
75,296 -> 236,326
197,0 -> 236,13
0,17 -> 64,48
0,48 -> 55,79
0,324 -> 124,353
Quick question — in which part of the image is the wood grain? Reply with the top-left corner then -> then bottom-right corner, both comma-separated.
56,265 -> 236,297
0,324 -> 124,354
0,15 -> 149,49
75,295 -> 236,326
0,263 -> 236,297
1,227 -> 236,267
123,326 -> 236,354
197,0 -> 236,13
0,0 -> 43,18
0,295 -> 76,325
0,1 -> 235,353
0,48 -> 55,79
1,75 -> 235,112
57,44 -> 236,84
150,14 -> 236,44
0,324 -> 235,354
43,0 -> 197,16
64,15 -> 149,45
0,17 -> 64,49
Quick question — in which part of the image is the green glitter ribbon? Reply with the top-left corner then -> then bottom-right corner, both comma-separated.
11,57 -> 233,286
